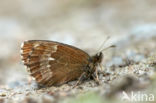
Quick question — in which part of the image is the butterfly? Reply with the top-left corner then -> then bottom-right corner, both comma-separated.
21,40 -> 114,87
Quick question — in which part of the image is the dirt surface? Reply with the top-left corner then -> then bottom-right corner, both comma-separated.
0,0 -> 156,103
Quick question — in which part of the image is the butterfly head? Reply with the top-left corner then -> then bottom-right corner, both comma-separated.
91,44 -> 115,65
87,52 -> 103,74
91,52 -> 103,65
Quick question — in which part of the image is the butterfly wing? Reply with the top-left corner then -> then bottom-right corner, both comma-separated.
21,40 -> 90,86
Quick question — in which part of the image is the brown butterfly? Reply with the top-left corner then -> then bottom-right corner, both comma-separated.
21,40 -> 114,87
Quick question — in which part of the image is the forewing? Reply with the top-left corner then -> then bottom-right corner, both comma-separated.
21,40 -> 90,86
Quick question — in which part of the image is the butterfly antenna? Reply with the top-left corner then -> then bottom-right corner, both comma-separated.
99,45 -> 116,53
97,36 -> 110,53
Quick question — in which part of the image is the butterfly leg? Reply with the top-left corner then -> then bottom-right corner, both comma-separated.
99,63 -> 104,71
92,68 -> 100,85
98,64 -> 110,76
73,72 -> 86,88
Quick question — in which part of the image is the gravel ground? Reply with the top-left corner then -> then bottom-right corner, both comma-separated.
0,0 -> 156,103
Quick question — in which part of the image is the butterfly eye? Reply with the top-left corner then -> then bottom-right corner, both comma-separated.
96,52 -> 103,63
97,52 -> 102,57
